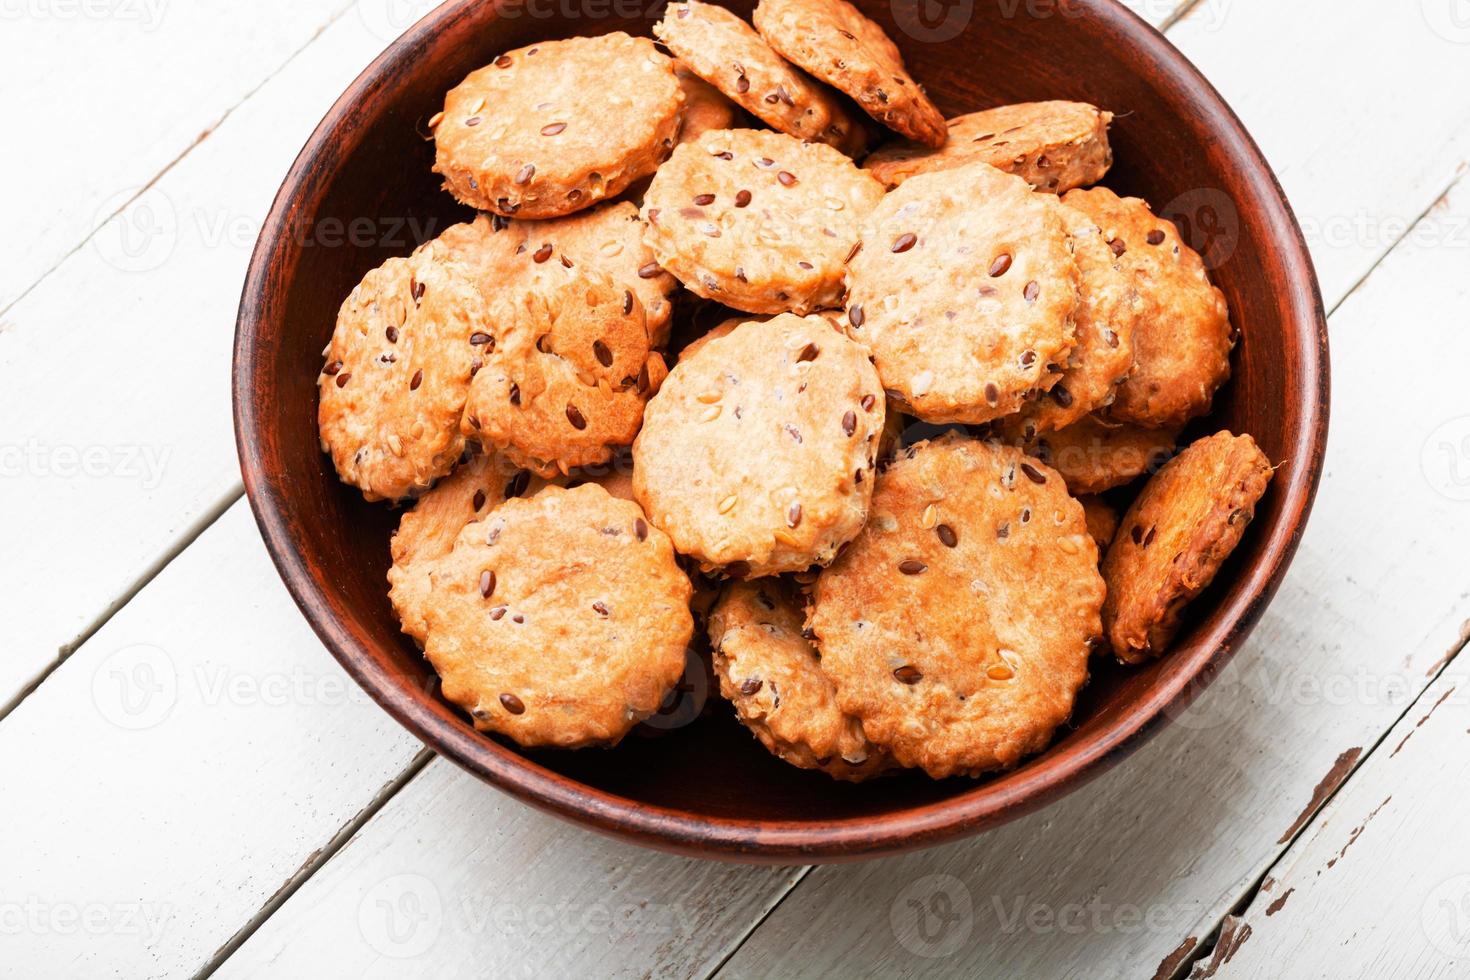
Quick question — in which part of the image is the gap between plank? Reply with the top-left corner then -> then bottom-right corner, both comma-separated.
0,486 -> 243,728
1166,161 -> 1470,978
192,747 -> 437,980
0,0 -> 358,322
1168,622 -> 1470,980
10,1 -> 1457,974
703,866 -> 816,979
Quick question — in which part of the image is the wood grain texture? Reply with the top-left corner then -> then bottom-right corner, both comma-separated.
718,162 -> 1470,978
235,0 -> 1327,862
0,503 -> 424,976
215,759 -> 804,979
0,4 -> 413,712
1168,0 -> 1470,305
1204,664 -> 1470,976
0,0 -> 352,312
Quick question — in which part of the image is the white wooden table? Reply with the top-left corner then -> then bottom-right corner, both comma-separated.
4,1 -> 1469,976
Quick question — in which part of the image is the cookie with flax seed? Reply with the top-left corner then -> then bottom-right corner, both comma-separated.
633,314 -> 885,577
709,579 -> 891,780
1102,431 -> 1273,662
504,200 -> 679,347
753,0 -> 945,147
318,216 -> 517,502
673,61 -> 747,146
461,263 -> 669,479
810,434 -> 1104,778
865,101 -> 1113,192
993,199 -> 1142,437
657,1 -> 867,154
387,451 -> 548,645
1079,495 -> 1119,552
642,129 -> 884,314
1014,413 -> 1180,496
1063,186 -> 1234,427
844,162 -> 1079,424
422,483 -> 693,748
433,34 -> 684,219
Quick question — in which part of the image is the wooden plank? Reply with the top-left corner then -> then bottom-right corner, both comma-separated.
1201,659 -> 1470,977
0,0 -> 1190,712
0,502 -> 425,977
0,4 -> 416,710
716,158 -> 1470,977
213,759 -> 803,980
0,0 -> 355,312
1166,0 -> 1470,304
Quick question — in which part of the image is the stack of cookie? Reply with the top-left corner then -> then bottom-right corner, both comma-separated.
315,0 -> 1274,778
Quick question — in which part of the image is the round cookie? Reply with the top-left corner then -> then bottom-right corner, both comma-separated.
1079,495 -> 1119,552
422,483 -> 694,748
642,129 -> 884,314
1063,187 -> 1234,427
319,216 -> 516,502
753,0 -> 945,147
709,579 -> 890,780
461,264 -> 669,478
811,435 -> 1105,778
674,62 -> 746,145
504,200 -> 680,347
657,1 -> 867,154
995,200 -> 1142,436
864,101 -> 1114,192
1102,431 -> 1273,662
844,162 -> 1080,424
387,451 -> 548,644
1016,413 -> 1180,495
433,34 -> 684,218
633,314 -> 885,577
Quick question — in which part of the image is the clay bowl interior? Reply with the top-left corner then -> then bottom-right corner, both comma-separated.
235,0 -> 1328,861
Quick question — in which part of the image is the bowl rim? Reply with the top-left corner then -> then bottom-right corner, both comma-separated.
233,0 -> 1330,862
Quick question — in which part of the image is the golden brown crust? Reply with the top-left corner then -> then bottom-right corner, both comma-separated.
1101,431 -> 1272,662
1079,495 -> 1119,552
995,200 -> 1141,436
461,263 -> 668,479
433,34 -> 684,218
423,484 -> 693,748
753,0 -> 945,147
1015,413 -> 1181,496
1062,187 -> 1233,427
844,163 -> 1079,424
633,314 -> 885,576
387,452 -> 547,644
811,435 -> 1104,778
673,62 -> 746,146
509,201 -> 679,347
642,129 -> 884,314
864,101 -> 1113,192
709,579 -> 891,780
318,217 -> 516,502
659,2 -> 866,154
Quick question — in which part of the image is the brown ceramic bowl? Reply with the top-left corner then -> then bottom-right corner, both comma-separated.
234,0 -> 1328,862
